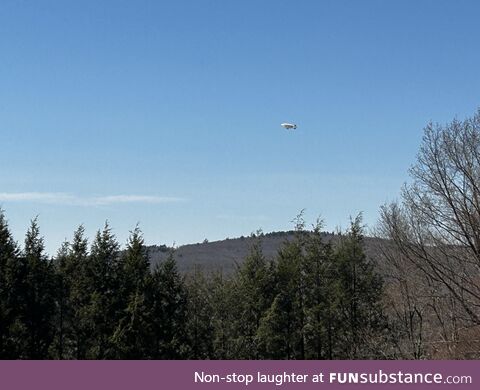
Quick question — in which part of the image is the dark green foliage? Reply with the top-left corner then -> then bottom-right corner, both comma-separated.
50,241 -> 70,358
230,235 -> 275,359
302,220 -> 338,359
258,214 -> 386,360
21,218 -> 56,358
84,222 -> 121,359
208,272 -> 237,359
0,210 -> 21,358
258,238 -> 305,359
185,268 -> 214,359
50,225 -> 91,359
333,215 -> 385,358
0,210 -> 387,359
112,226 -> 153,359
150,253 -> 189,359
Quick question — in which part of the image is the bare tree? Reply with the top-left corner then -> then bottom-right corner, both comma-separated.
378,110 -> 480,358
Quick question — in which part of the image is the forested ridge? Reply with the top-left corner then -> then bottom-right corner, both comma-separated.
0,212 -> 387,359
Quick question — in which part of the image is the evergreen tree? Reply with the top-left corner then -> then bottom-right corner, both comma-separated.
334,214 -> 385,358
1,232 -> 28,358
84,222 -> 120,359
112,226 -> 153,358
231,233 -> 275,359
51,225 -> 91,359
302,219 -> 339,359
257,237 -> 304,359
209,271 -> 237,359
22,218 -> 55,358
0,210 -> 21,358
185,267 -> 215,359
150,253 -> 188,358
51,241 -> 70,358
68,225 -> 91,358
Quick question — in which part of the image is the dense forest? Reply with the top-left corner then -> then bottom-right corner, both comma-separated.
1,111 -> 480,359
0,211 -> 386,359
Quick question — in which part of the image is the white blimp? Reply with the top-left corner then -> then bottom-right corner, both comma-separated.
281,122 -> 297,130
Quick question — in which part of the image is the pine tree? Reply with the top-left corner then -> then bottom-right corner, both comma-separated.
50,225 -> 91,359
334,214 -> 385,358
2,232 -> 28,358
185,267 -> 215,359
67,225 -> 91,358
23,218 -> 56,358
51,241 -> 70,358
0,210 -> 21,358
112,226 -> 153,358
257,238 -> 304,359
150,253 -> 188,358
231,234 -> 275,359
209,271 -> 237,359
84,222 -> 121,359
302,219 -> 338,359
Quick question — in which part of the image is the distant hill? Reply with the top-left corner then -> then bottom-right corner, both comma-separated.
146,231 -> 384,274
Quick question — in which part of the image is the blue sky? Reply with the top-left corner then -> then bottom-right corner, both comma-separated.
1,0 -> 480,254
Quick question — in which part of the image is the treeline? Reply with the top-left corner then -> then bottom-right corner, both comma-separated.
0,212 -> 388,359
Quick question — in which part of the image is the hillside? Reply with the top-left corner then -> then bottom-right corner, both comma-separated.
146,231 -> 383,274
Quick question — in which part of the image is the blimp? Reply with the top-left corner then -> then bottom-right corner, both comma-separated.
281,122 -> 297,130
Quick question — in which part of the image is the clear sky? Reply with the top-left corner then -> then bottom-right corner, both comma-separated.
1,0 -> 480,255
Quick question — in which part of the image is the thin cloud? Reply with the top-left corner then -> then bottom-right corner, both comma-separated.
92,195 -> 186,205
0,192 -> 186,206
